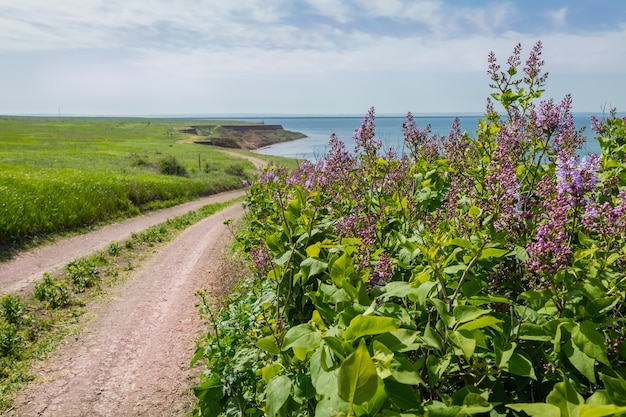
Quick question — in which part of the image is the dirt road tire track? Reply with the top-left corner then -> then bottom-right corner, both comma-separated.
6,202 -> 244,416
0,189 -> 245,297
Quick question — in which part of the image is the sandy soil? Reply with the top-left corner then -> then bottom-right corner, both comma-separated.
6,202 -> 244,417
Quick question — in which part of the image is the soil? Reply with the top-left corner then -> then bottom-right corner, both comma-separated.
1,151 -> 269,416
6,203 -> 244,416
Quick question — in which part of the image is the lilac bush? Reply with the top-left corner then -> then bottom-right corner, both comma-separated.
195,42 -> 626,417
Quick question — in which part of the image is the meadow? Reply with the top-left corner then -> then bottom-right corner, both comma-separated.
0,116 -> 278,255
194,42 -> 626,416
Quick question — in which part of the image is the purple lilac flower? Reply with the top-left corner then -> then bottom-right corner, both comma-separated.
250,242 -> 273,277
369,252 -> 393,288
353,107 -> 382,162
485,147 -> 522,233
523,41 -> 548,86
403,112 -> 440,162
583,191 -> 626,239
555,151 -> 600,208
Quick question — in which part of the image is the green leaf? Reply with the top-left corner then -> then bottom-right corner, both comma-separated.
518,323 -> 552,341
389,355 -> 425,386
338,340 -> 379,405
193,376 -> 226,417
261,363 -> 283,383
266,375 -> 292,416
579,404 -> 626,417
587,297 -> 619,317
572,321 -> 610,366
300,257 -> 328,279
457,315 -> 503,332
374,329 -> 420,352
508,351 -> 537,380
343,315 -> 400,341
462,393 -> 493,415
453,306 -> 491,325
546,379 -> 585,417
599,373 -> 626,406
282,323 -> 322,352
384,378 -> 420,409
256,335 -> 281,355
479,247 -> 509,259
450,329 -> 476,359
565,338 -> 596,383
330,252 -> 354,286
506,403 -> 561,417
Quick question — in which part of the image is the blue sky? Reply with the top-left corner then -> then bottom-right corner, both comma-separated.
0,0 -> 624,116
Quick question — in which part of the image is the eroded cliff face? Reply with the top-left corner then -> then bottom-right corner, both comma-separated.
183,124 -> 306,149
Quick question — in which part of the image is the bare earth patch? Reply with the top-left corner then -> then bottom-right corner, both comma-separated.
5,202 -> 245,416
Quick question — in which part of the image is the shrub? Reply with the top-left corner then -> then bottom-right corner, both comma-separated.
0,322 -> 22,358
34,273 -> 71,309
66,258 -> 101,293
0,295 -> 27,326
225,164 -> 245,178
158,155 -> 188,177
194,41 -> 626,416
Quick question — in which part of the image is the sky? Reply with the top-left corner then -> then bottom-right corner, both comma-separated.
0,0 -> 624,116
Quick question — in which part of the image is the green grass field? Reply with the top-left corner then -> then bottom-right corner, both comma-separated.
0,116 -> 286,254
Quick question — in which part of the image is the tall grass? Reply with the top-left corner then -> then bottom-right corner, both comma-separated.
0,116 -> 276,249
0,165 -> 240,244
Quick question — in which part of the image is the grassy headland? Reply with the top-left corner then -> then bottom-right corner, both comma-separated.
0,116 -> 300,257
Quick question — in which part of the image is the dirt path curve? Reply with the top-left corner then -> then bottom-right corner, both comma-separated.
7,202 -> 244,416
0,189 -> 244,297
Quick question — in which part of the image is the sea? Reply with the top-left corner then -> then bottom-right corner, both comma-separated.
206,113 -> 617,161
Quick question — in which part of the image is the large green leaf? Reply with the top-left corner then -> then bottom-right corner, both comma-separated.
266,375 -> 292,416
282,323 -> 322,352
384,378 -> 420,409
546,379 -> 585,417
343,315 -> 400,341
453,306 -> 491,326
457,315 -> 503,332
564,338 -> 596,383
508,351 -> 537,380
300,257 -> 328,279
478,247 -> 509,259
338,340 -> 379,405
579,405 -> 626,417
450,329 -> 477,360
256,335 -> 281,355
572,321 -> 610,366
518,322 -> 552,341
330,252 -> 354,286
506,403 -> 560,417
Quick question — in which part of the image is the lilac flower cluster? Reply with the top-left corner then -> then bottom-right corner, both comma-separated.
353,107 -> 382,163
583,191 -> 626,240
249,242 -> 273,277
369,252 -> 393,288
403,112 -> 440,162
523,40 -> 548,87
526,153 -> 601,278
555,152 -> 600,208
526,188 -> 572,279
335,207 -> 377,246
529,95 -> 585,157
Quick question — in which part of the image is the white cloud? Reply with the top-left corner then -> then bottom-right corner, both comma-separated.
546,7 -> 568,28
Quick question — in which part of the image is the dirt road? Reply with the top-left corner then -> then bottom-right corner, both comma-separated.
0,189 -> 245,297
6,201 -> 244,416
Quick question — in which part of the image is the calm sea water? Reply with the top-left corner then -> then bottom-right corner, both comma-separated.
213,114 -> 608,161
